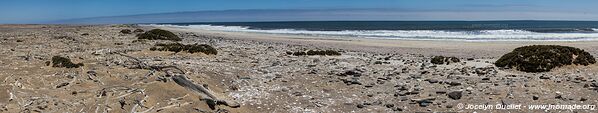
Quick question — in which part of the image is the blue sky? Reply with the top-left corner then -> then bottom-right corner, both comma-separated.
1,0 -> 598,23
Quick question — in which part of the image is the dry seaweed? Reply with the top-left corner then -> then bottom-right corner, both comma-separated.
133,29 -> 144,33
120,29 -> 132,34
431,56 -> 460,65
495,45 -> 596,72
150,43 -> 217,55
51,56 -> 84,68
136,29 -> 181,41
293,50 -> 341,56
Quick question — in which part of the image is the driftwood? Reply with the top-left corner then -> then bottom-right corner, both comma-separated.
114,52 -> 240,109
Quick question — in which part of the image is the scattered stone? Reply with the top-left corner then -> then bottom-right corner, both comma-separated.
293,50 -> 341,56
292,92 -> 303,96
392,107 -> 403,111
412,98 -> 435,107
533,95 -> 539,100
356,104 -> 365,108
385,104 -> 394,108
482,77 -> 490,81
539,75 -> 550,79
426,79 -> 439,83
338,69 -> 362,77
447,91 -> 463,100
435,91 -> 447,94
431,56 -> 460,65
449,81 -> 462,86
56,82 -> 69,88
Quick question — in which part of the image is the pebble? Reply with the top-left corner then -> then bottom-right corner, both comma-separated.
449,81 -> 462,86
539,75 -> 551,79
426,79 -> 439,83
356,104 -> 365,108
385,104 -> 394,108
447,91 -> 463,100
580,97 -> 587,101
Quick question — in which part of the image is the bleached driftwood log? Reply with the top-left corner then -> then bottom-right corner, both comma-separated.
115,52 -> 240,109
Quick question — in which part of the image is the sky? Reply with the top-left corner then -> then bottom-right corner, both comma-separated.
1,0 -> 598,23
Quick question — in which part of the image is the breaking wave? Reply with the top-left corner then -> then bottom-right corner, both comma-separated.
147,24 -> 598,41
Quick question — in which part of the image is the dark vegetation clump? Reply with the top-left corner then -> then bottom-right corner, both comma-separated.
137,29 -> 181,41
293,50 -> 341,56
53,36 -> 76,41
51,56 -> 84,68
134,29 -> 144,33
495,45 -> 596,72
150,43 -> 217,55
131,39 -> 147,43
120,29 -> 132,34
431,56 -> 460,65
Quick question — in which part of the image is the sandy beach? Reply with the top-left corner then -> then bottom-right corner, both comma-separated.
163,26 -> 598,58
1,24 -> 597,113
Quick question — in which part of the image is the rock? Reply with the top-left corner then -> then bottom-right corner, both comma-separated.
482,77 -> 490,81
406,91 -> 420,95
356,104 -> 365,108
446,105 -> 453,108
435,91 -> 447,94
580,97 -> 587,101
338,69 -> 362,77
392,107 -> 403,111
92,49 -> 110,56
555,93 -> 564,100
87,70 -> 97,76
449,81 -> 462,86
292,92 -> 303,96
539,75 -> 550,79
426,79 -> 439,83
341,78 -> 362,85
396,85 -> 409,91
465,87 -> 473,92
417,100 -> 433,107
447,91 -> 462,100
56,82 -> 69,88
271,61 -> 282,66
385,104 -> 394,108
412,98 -> 435,107
533,95 -> 539,100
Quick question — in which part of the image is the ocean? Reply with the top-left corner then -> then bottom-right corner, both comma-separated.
149,21 -> 598,41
